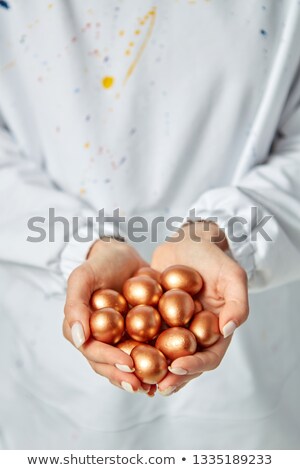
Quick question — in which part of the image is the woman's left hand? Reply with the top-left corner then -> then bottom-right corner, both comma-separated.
151,221 -> 249,396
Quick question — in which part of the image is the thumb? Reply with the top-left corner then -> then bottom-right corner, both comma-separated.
64,264 -> 94,348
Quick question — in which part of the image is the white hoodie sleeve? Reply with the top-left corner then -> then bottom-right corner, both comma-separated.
0,115 -> 115,289
189,64 -> 300,291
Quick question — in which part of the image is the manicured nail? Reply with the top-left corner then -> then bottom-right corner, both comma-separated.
115,364 -> 135,373
158,386 -> 176,396
71,322 -> 85,348
168,366 -> 188,376
222,320 -> 237,338
121,381 -> 136,393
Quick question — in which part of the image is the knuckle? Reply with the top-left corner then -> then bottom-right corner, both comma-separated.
209,350 -> 222,369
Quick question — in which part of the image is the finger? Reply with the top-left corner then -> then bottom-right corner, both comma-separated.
168,335 -> 232,375
88,361 -> 150,394
64,264 -> 95,347
147,384 -> 157,397
219,266 -> 249,338
157,372 -> 202,395
63,319 -> 135,371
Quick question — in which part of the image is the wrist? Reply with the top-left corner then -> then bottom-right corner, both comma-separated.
182,221 -> 229,251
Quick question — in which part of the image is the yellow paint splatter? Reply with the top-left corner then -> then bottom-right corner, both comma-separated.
124,7 -> 157,86
119,30 -> 125,36
102,76 -> 115,89
125,49 -> 131,56
80,188 -> 86,195
48,3 -> 53,9
1,60 -> 16,72
84,142 -> 90,149
129,41 -> 135,47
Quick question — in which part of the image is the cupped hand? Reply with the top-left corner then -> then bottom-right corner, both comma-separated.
151,222 -> 249,396
63,238 -> 153,395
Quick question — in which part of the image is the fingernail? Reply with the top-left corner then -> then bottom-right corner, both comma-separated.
158,386 -> 176,396
222,320 -> 237,338
121,381 -> 136,393
115,364 -> 135,373
168,366 -> 188,376
71,322 -> 85,348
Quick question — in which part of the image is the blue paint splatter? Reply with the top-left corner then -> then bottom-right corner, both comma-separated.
119,156 -> 127,166
0,1 -> 9,9
74,87 -> 80,93
260,29 -> 267,37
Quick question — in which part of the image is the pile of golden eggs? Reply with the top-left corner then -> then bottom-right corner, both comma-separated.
89,265 -> 220,385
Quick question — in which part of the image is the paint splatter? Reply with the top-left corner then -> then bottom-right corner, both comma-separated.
48,3 -> 53,9
74,87 -> 80,93
85,115 -> 91,121
123,7 -> 157,86
84,142 -> 90,149
0,1 -> 9,9
260,29 -> 267,37
79,188 -> 86,195
119,30 -> 125,36
102,76 -> 115,89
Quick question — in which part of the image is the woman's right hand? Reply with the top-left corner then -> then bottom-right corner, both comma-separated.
63,238 -> 153,395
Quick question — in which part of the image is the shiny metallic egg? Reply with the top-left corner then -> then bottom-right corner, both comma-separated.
158,289 -> 195,326
116,339 -> 142,355
126,305 -> 162,342
155,327 -> 197,361
160,264 -> 203,295
90,307 -> 124,344
189,310 -> 220,347
131,344 -> 168,384
123,275 -> 163,306
90,288 -> 128,315
134,267 -> 161,282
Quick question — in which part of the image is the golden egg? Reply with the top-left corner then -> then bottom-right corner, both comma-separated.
135,266 -> 161,282
189,310 -> 220,347
194,299 -> 203,313
116,339 -> 142,355
90,288 -> 128,315
90,307 -> 124,344
158,289 -> 194,326
160,265 -> 203,295
126,305 -> 162,342
123,275 -> 163,306
131,344 -> 168,384
155,327 -> 197,361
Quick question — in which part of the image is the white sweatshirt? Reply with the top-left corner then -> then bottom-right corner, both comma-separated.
0,0 -> 300,449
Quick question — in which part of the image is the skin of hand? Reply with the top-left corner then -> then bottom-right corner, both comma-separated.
63,238 -> 156,396
151,221 -> 249,397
